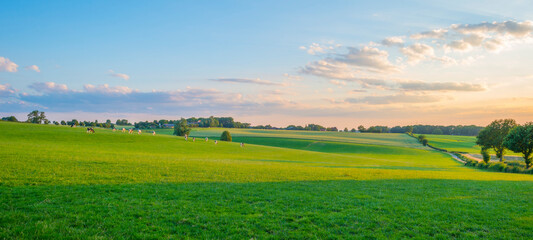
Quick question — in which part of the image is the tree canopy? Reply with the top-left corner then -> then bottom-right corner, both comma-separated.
476,119 -> 517,162
26,110 -> 47,124
173,118 -> 191,136
503,122 -> 533,168
220,131 -> 232,142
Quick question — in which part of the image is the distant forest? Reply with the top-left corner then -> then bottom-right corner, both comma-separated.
3,112 -> 484,136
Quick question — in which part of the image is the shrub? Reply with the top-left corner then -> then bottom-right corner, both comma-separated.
489,162 -> 506,172
422,139 -> 428,146
220,131 -> 232,142
477,162 -> 487,169
481,148 -> 490,163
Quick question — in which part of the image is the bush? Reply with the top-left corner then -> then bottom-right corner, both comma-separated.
220,131 -> 232,142
488,162 -> 506,172
421,139 -> 428,146
481,148 -> 490,163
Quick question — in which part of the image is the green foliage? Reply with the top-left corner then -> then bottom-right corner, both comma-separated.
481,148 -> 491,163
173,118 -> 191,136
220,130 -> 232,142
417,135 -> 426,143
432,128 -> 443,135
26,110 -> 47,124
504,122 -> 533,168
476,119 -> 517,161
405,126 -> 413,134
1,116 -> 18,122
421,138 -> 428,146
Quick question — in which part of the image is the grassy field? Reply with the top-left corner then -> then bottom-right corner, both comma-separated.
1,122 -> 532,238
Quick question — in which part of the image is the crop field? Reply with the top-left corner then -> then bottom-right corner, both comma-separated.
1,122 -> 532,239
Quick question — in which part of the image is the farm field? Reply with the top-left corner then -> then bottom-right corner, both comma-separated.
1,122 -> 532,239
419,134 -> 522,161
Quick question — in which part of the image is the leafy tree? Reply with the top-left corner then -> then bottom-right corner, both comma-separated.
481,148 -> 491,164
476,119 -> 517,162
60,120 -> 66,125
432,128 -> 443,135
422,138 -> 428,146
358,125 -> 366,132
220,130 -> 232,142
503,122 -> 533,168
344,127 -> 349,132
1,116 -> 18,122
173,118 -> 191,136
405,126 -> 414,134
350,128 -> 356,133
26,110 -> 47,124
417,135 -> 426,143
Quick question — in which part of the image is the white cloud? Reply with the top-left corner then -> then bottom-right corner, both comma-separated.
451,21 -> 533,38
209,78 -> 286,86
398,81 -> 486,92
335,46 -> 398,72
346,93 -> 441,105
400,43 -> 435,64
0,57 -> 18,72
109,70 -> 130,80
381,36 -> 405,47
84,84 -> 134,94
0,84 -> 16,97
299,42 -> 341,55
25,65 -> 40,73
410,29 -> 448,39
29,82 -> 69,93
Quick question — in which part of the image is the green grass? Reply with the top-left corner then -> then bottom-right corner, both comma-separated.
416,134 -> 481,153
1,122 -> 532,238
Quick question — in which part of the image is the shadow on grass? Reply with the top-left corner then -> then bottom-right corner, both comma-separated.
0,179 -> 532,239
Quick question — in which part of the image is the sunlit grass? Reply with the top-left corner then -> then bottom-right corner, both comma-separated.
1,122 -> 532,238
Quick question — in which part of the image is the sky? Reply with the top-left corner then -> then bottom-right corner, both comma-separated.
1,0 -> 533,128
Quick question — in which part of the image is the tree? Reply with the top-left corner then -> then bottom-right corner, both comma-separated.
173,118 -> 191,136
418,135 -> 427,143
358,125 -> 366,132
350,128 -> 356,133
432,128 -> 443,135
1,116 -> 18,122
26,110 -> 47,124
503,122 -> 533,168
405,126 -> 414,134
476,119 -> 517,162
344,127 -> 349,132
61,120 -> 66,125
421,138 -> 428,146
220,130 -> 232,142
481,148 -> 491,164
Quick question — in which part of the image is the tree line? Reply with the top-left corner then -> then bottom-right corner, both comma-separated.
476,119 -> 533,168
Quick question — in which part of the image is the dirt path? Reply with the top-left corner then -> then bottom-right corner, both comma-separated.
464,154 -> 483,163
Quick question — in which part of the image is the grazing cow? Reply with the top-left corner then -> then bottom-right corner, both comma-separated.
138,129 -> 141,134
152,131 -> 156,136
113,128 -> 116,132
240,142 -> 244,147
129,129 -> 133,134
205,137 -> 208,142
214,140 -> 218,145
122,128 -> 126,133
192,137 -> 195,142
86,127 -> 95,133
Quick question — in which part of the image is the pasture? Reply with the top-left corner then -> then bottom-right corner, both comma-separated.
1,122 -> 532,239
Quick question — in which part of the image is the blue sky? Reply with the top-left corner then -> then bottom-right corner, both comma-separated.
2,1 -> 533,127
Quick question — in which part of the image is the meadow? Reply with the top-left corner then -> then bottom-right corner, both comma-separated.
1,122 -> 532,239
